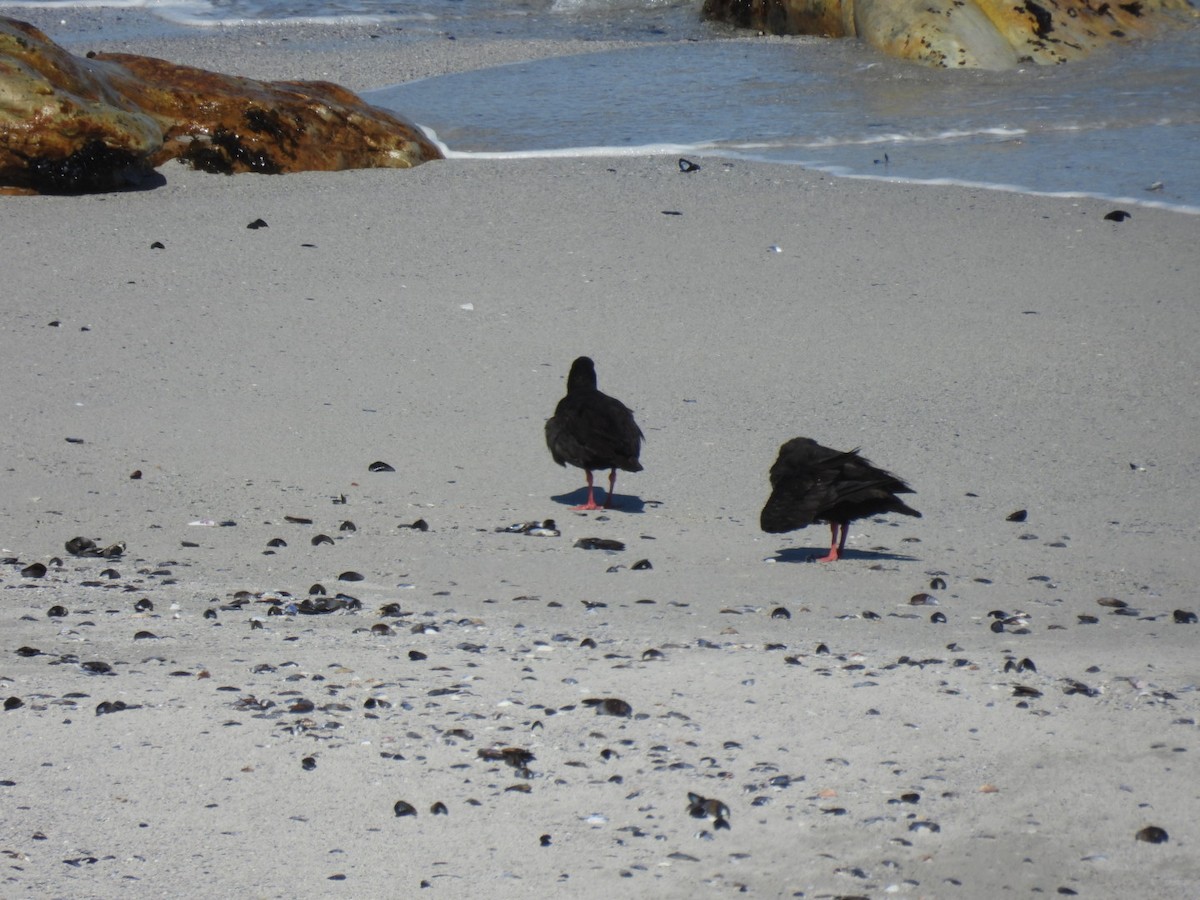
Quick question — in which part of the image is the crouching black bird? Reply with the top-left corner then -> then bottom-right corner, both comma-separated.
760,437 -> 920,561
545,356 -> 643,510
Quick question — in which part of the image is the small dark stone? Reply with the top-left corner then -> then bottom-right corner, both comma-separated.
247,218 -> 268,229
408,650 -> 427,661
540,834 -> 552,846
1172,610 -> 1197,624
4,696 -> 23,711
393,801 -> 418,817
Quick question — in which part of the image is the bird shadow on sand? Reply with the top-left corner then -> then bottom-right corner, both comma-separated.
551,488 -> 647,514
768,546 -> 920,564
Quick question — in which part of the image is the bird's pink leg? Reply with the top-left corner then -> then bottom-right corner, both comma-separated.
816,522 -> 844,562
603,468 -> 618,509
572,470 -> 604,511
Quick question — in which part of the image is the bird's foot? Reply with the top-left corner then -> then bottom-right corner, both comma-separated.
571,501 -> 604,511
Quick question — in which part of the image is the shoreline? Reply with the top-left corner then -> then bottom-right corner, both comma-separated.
4,12 -> 1200,898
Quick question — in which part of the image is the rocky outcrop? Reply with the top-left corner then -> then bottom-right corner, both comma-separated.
701,0 -> 1197,68
0,17 -> 441,194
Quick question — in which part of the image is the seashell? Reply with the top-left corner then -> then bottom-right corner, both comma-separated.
338,571 -> 365,582
130,470 -> 142,479
101,568 -> 120,579
641,648 -> 664,661
16,647 -> 43,657
575,537 -> 625,551
1097,597 -> 1127,608
1103,209 -> 1131,222
65,537 -> 98,556
430,802 -> 448,815
909,593 -> 937,606
133,630 -> 157,640
1077,614 -> 1099,624
246,218 -> 268,229
579,637 -> 597,649
770,607 -> 791,620
1006,509 -> 1027,522
815,643 -> 830,655
408,650 -> 427,661
393,801 -> 418,817
65,437 -> 84,444
929,576 -> 947,590
930,612 -> 947,623
95,700 -> 130,715
266,538 -> 287,548
203,609 -> 218,620
284,515 -> 312,525
1012,685 -> 1041,698
1173,610 -> 1198,624
339,521 -> 356,532
631,559 -> 652,570
1136,825 -> 1168,844
678,158 -> 700,173
21,563 -> 47,578
46,605 -> 67,618
596,698 -> 632,718
368,461 -> 395,473
1062,679 -> 1099,697
301,757 -> 316,770
309,583 -> 326,595
150,241 -> 165,249
80,661 -> 113,675
311,534 -> 334,546
5,696 -> 24,710
371,624 -> 393,636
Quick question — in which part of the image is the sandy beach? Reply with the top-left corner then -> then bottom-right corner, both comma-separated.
3,12 -> 1200,897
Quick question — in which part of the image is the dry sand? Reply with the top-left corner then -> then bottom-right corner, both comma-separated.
3,13 -> 1200,898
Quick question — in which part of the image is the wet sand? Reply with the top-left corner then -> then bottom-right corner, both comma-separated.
3,12 -> 1200,897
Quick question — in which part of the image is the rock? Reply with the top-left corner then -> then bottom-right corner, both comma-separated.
1,17 -> 441,194
700,0 -> 1196,69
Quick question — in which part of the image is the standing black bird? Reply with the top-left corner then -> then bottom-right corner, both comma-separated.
760,437 -> 920,562
545,356 -> 643,510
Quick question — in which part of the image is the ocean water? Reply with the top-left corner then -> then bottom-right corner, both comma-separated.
7,0 -> 1199,212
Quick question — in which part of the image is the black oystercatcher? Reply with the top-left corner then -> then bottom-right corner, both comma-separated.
546,356 -> 643,511
760,437 -> 921,562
